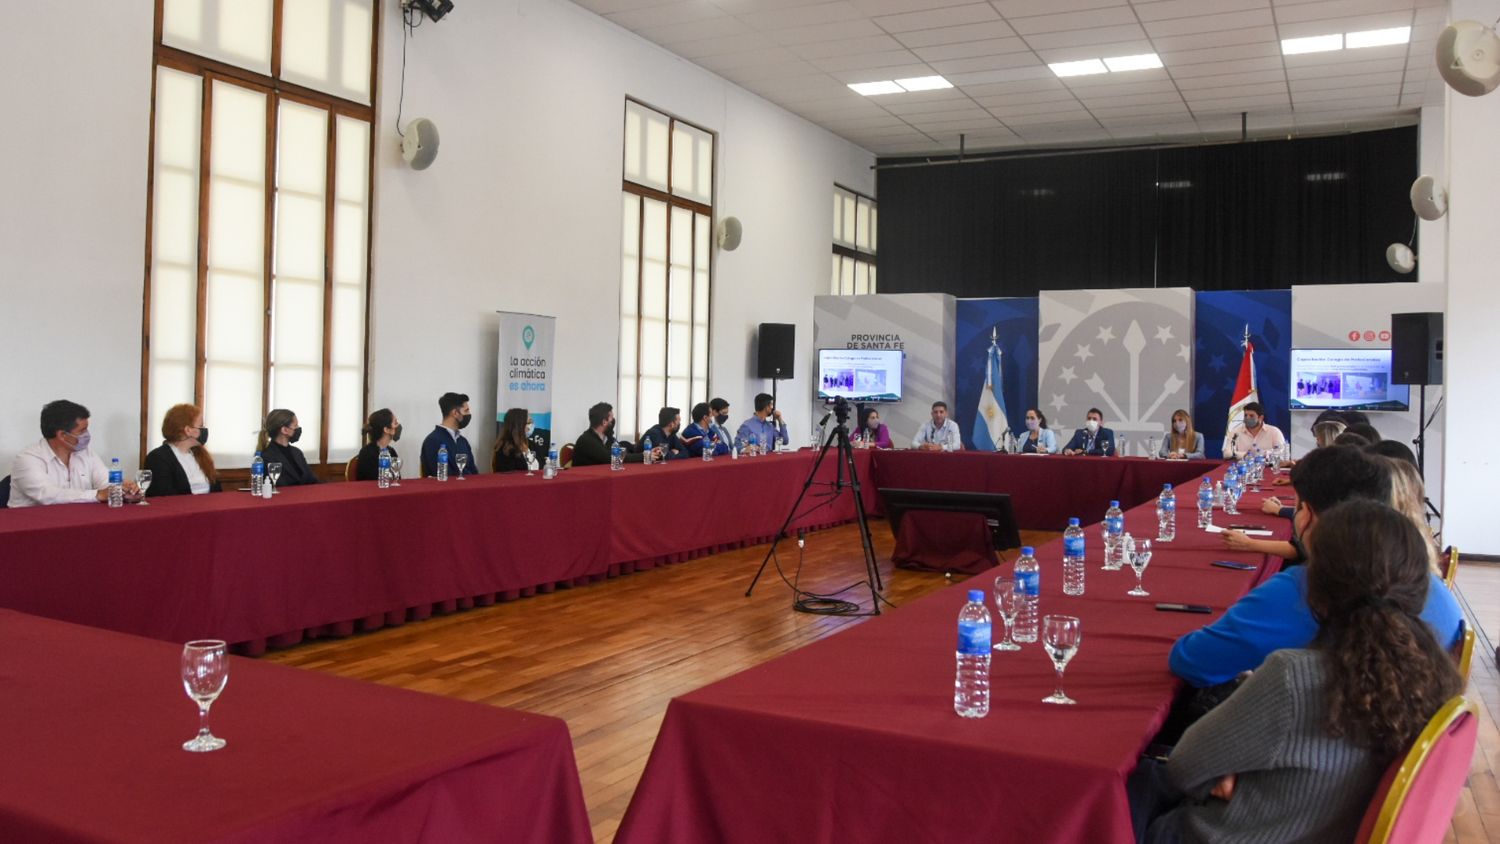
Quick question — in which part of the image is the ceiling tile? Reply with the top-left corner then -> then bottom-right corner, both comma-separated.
740,1 -> 869,31
1277,12 -> 1416,38
1021,23 -> 1148,50
993,0 -> 1127,18
1149,25 -> 1278,53
1159,41 -> 1281,65
1133,0 -> 1270,23
1034,40 -> 1157,63
1173,68 -> 1287,90
807,48 -> 924,71
873,4 -> 1002,33
945,65 -> 1057,84
792,34 -> 907,57
828,62 -> 938,81
1008,6 -> 1138,34
1142,8 -> 1275,38
929,52 -> 1044,73
1271,0 -> 1417,25
894,21 -> 1018,48
607,2 -> 728,30
768,19 -> 888,45
912,36 -> 1031,61
1168,55 -> 1286,77
988,99 -> 1090,116
635,16 -> 754,44
669,31 -> 779,57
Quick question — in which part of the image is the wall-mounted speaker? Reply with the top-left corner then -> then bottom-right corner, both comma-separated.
1391,312 -> 1443,386
757,323 -> 795,380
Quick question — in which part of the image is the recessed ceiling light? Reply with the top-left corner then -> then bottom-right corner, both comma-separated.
1305,171 -> 1347,182
895,75 -> 953,92
848,81 -> 904,96
1345,26 -> 1411,49
1156,180 -> 1193,189
1049,59 -> 1108,78
1103,53 -> 1163,72
1281,34 -> 1343,55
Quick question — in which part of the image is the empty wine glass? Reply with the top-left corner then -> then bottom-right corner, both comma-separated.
1146,436 -> 1158,460
1041,615 -> 1082,705
266,462 -> 282,493
135,469 -> 152,504
389,455 -> 403,486
525,449 -> 538,476
1128,539 -> 1153,597
992,578 -> 1021,652
454,452 -> 469,478
181,640 -> 229,752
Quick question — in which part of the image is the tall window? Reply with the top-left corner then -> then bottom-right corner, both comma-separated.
831,186 -> 877,295
143,0 -> 377,467
619,99 -> 714,439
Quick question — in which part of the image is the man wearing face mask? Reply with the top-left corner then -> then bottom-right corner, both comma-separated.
1222,401 -> 1285,460
420,392 -> 479,478
9,399 -> 139,506
259,408 -> 321,485
708,397 -> 733,448
572,401 -> 643,467
1061,408 -> 1116,456
682,403 -> 730,457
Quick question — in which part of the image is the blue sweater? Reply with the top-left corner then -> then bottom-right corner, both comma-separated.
419,425 -> 478,477
682,422 -> 729,456
1170,566 -> 1464,688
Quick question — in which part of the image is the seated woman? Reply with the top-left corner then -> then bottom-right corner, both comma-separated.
1133,500 -> 1462,843
258,408 -> 320,485
491,407 -> 534,473
1158,409 -> 1205,459
144,403 -> 221,496
355,408 -> 402,481
856,406 -> 893,449
1018,408 -> 1056,454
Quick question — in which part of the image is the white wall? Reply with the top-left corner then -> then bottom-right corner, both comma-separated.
0,0 -> 874,475
1417,105 -> 1447,286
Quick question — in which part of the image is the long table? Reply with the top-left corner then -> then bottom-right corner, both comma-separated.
0,609 -> 592,844
615,469 -> 1292,844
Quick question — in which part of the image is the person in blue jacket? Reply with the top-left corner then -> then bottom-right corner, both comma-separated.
1062,407 -> 1116,456
681,403 -> 730,457
420,391 -> 479,477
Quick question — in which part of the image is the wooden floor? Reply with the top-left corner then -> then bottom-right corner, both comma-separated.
266,526 -> 1500,843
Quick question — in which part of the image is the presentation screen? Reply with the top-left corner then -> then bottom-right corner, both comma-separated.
1290,349 -> 1410,412
817,348 -> 903,403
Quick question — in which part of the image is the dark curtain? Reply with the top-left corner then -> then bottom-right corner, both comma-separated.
876,126 -> 1417,296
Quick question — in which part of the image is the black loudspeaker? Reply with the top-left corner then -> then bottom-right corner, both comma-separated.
757,323 -> 795,379
1391,312 -> 1444,386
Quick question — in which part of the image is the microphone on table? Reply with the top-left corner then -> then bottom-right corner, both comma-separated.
818,411 -> 832,427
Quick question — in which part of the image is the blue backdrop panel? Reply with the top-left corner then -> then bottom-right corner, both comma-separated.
1194,290 -> 1292,459
955,298 -> 1039,450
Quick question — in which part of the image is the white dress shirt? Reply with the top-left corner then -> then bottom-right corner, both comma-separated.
9,438 -> 108,507
912,419 -> 963,451
1222,422 -> 1286,460
171,445 -> 213,495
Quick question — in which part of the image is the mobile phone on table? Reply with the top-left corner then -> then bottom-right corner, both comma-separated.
1155,603 -> 1213,613
1211,560 -> 1258,571
1226,524 -> 1264,531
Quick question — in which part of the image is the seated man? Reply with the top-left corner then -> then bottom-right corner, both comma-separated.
1061,408 -> 1115,456
1221,401 -> 1285,460
10,399 -> 140,507
912,401 -> 961,451
641,406 -> 688,460
420,391 -> 479,477
682,403 -> 729,457
707,397 -> 734,452
1170,446 -> 1461,689
736,393 -> 789,454
1223,444 -> 1388,566
572,402 -> 642,466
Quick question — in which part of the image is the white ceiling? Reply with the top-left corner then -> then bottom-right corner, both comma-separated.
572,0 -> 1449,155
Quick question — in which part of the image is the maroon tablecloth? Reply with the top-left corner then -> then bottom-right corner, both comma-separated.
615,468 -> 1292,844
0,609 -> 591,844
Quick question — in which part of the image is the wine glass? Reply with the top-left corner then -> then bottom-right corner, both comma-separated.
1041,615 -> 1082,705
266,462 -> 283,493
389,456 -> 403,486
1146,436 -> 1158,460
135,469 -> 153,504
454,452 -> 469,478
181,640 -> 229,752
992,578 -> 1021,652
525,449 -> 538,477
1128,539 -> 1152,597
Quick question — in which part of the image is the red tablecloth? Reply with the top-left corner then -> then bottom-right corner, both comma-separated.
0,609 -> 591,844
615,469 -> 1292,844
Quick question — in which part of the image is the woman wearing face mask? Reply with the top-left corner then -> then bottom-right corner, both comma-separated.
258,408 -> 320,486
491,407 -> 534,473
1019,408 -> 1056,454
856,406 -> 893,449
1159,409 -> 1206,460
144,403 -> 221,496
355,408 -> 402,481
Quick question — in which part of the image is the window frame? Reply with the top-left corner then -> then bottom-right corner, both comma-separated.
140,0 -> 380,472
832,184 -> 877,295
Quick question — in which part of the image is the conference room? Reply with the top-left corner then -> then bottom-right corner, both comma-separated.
4,0 -> 1500,841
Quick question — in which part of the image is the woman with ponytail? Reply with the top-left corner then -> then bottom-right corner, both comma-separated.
1134,499 -> 1462,843
259,408 -> 320,486
143,403 -> 221,496
355,408 -> 402,481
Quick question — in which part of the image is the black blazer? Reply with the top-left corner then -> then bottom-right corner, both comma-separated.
355,442 -> 399,482
491,443 -> 532,473
260,441 -> 319,485
572,430 -> 642,467
144,442 -> 222,497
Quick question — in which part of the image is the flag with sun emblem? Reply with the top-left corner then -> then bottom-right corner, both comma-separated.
973,327 -> 1010,451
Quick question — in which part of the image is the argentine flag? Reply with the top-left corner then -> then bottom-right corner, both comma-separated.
973,331 -> 1010,451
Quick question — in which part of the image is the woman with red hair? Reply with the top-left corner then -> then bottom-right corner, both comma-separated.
143,403 -> 221,497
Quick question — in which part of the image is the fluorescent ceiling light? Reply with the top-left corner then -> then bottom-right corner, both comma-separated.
848,81 -> 903,96
1103,53 -> 1163,72
1281,34 -> 1343,55
1346,26 -> 1411,49
1049,59 -> 1108,78
894,75 -> 953,92
1156,180 -> 1193,189
1305,171 -> 1347,182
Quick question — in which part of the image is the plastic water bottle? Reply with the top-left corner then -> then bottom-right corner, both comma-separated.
377,448 -> 391,489
642,436 -> 654,466
954,589 -> 992,718
1103,501 -> 1124,570
250,451 -> 265,496
702,436 -> 715,462
544,448 -> 558,479
1013,546 -> 1040,642
1157,484 -> 1177,542
1198,477 -> 1214,529
108,458 -> 124,508
610,444 -> 623,471
436,445 -> 449,482
1224,468 -> 1240,515
1063,519 -> 1087,593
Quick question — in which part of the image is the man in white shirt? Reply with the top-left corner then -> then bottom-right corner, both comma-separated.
913,401 -> 962,452
9,400 -> 138,507
1222,401 -> 1286,460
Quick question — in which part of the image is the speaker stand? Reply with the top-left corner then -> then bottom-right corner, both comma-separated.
1414,383 -> 1443,523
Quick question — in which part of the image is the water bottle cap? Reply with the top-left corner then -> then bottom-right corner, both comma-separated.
1110,500 -> 1120,507
1068,517 -> 1080,526
1163,483 -> 1173,490
967,589 -> 984,602
1021,546 -> 1034,555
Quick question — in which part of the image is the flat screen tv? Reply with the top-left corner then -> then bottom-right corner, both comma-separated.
1290,348 -> 1410,412
817,348 -> 903,403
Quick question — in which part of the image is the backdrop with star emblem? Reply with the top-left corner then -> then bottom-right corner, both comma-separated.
1038,288 -> 1194,456
955,298 -> 1038,451
1194,290 -> 1292,460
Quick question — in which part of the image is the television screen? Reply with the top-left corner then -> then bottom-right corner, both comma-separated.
817,348 -> 903,402
1290,349 -> 1410,412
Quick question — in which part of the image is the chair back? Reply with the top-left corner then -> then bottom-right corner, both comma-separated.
559,443 -> 574,469
0,474 -> 10,507
1443,546 -> 1459,589
1450,620 -> 1476,685
1357,695 -> 1479,844
344,456 -> 359,482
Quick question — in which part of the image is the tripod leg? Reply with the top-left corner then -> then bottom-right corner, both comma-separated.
840,429 -> 884,601
745,423 -> 843,597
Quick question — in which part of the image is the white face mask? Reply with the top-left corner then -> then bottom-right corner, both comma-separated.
1025,418 -> 1039,431
1085,419 -> 1100,433
525,422 -> 535,437
1174,421 -> 1187,434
